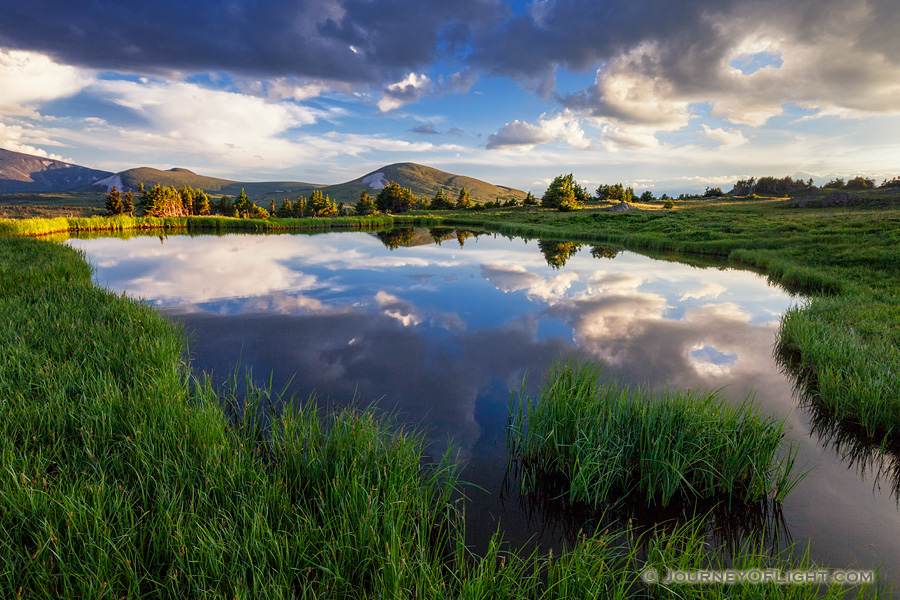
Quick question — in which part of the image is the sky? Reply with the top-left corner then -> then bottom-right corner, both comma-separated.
1,0 -> 899,195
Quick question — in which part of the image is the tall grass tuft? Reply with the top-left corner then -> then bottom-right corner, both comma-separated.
509,361 -> 802,507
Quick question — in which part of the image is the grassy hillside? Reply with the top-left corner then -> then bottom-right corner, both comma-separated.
106,167 -> 238,193
320,162 -> 528,205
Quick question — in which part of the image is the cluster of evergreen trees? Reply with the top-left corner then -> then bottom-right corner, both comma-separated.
273,190 -> 338,218
539,174 -> 590,211
104,187 -> 135,216
105,184 -> 213,217
364,182 -> 521,214
540,174 -> 651,211
214,190 -> 269,218
595,182 -> 636,203
731,174 -> 894,196
106,179 -> 532,219
822,176 -> 876,190
731,176 -> 815,196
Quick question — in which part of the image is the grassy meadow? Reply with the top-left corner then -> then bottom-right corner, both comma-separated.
0,194 -> 894,597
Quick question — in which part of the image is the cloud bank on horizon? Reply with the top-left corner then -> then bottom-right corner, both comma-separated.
0,0 -> 898,193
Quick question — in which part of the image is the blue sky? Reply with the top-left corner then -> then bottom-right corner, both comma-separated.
1,0 -> 899,195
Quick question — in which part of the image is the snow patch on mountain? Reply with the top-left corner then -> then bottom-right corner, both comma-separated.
362,172 -> 388,190
94,174 -> 123,192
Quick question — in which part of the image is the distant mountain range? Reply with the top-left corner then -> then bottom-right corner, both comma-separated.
0,148 -> 526,204
0,148 -> 112,193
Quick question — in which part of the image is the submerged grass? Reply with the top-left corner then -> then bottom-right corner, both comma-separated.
510,361 -> 801,507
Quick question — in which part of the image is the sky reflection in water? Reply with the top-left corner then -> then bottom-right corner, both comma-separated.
68,229 -> 900,578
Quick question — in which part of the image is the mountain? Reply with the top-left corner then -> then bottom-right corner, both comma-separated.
93,167 -> 318,198
322,163 -> 527,205
0,148 -> 112,193
93,162 -> 525,206
0,149 -> 526,209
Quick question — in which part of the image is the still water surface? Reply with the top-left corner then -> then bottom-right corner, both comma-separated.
68,228 -> 900,580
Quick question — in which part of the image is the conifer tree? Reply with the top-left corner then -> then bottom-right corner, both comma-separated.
105,186 -> 124,216
355,191 -> 374,216
430,189 -> 454,210
123,191 -> 134,216
294,196 -> 307,218
376,182 -> 417,213
193,189 -> 210,215
234,189 -> 254,218
277,199 -> 294,218
455,186 -> 473,209
179,186 -> 194,216
309,190 -> 338,217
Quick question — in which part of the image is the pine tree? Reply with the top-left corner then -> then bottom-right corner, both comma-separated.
179,186 -> 194,216
355,191 -> 375,216
193,189 -> 211,215
455,187 -> 473,209
234,189 -> 254,218
430,189 -> 454,210
309,190 -> 337,217
294,196 -> 307,218
277,199 -> 294,218
123,191 -> 134,216
376,182 -> 417,214
541,174 -> 576,209
105,186 -> 124,216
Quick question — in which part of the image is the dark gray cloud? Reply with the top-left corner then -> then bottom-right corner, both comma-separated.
0,0 -> 506,84
410,124 -> 440,135
3,0 -> 898,120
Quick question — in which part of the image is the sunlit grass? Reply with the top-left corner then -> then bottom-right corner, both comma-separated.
509,361 -> 802,507
0,214 -> 398,237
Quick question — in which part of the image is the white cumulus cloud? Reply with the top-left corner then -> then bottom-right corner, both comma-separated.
0,49 -> 91,115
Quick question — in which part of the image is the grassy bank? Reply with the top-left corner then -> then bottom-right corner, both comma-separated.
0,214 -> 402,237
433,197 -> 900,441
509,361 -> 800,507
0,218 -> 879,596
0,235 -> 466,597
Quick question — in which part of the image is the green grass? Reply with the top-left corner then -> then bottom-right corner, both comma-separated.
426,194 -> 900,440
0,235 -> 464,597
0,214 -> 399,237
0,221 -> 883,597
509,361 -> 801,507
